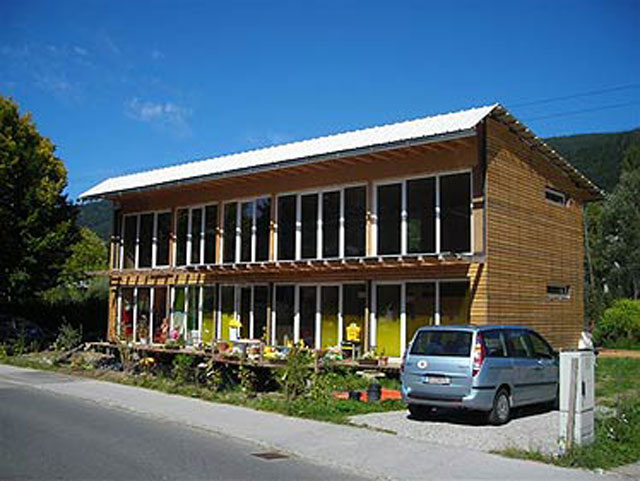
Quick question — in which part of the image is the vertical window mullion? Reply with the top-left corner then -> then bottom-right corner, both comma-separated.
315,285 -> 321,350
317,193 -> 323,259
339,189 -> 345,258
169,286 -> 175,331
271,286 -> 277,345
198,286 -> 204,341
370,282 -> 377,350
133,287 -> 138,342
149,287 -> 155,343
273,200 -> 278,262
135,215 -> 141,268
216,284 -> 222,339
338,284 -> 344,344
435,176 -> 441,254
235,204 -> 241,264
249,286 -> 255,338
116,289 -> 122,337
401,181 -> 407,255
295,195 -> 302,260
435,281 -> 441,325
152,213 -> 158,267
400,282 -> 407,354
186,209 -> 192,265
294,285 -> 300,342
251,200 -> 257,263
200,207 -> 205,264
371,186 -> 377,255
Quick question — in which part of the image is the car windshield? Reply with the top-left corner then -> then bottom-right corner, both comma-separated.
410,330 -> 472,357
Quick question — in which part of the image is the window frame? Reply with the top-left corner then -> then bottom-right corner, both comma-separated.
171,202 -> 220,267
275,181 -> 367,262
120,209 -> 172,269
372,278 -> 469,357
372,169 -> 473,257
545,186 -> 567,207
216,195 -> 272,265
547,284 -> 571,301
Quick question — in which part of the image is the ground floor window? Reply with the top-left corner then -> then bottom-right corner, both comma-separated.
372,280 -> 469,357
271,283 -> 364,349
166,284 -> 271,344
118,279 -> 471,355
170,286 -> 203,344
117,286 -> 169,344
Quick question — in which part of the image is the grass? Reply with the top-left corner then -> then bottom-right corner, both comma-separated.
496,357 -> 640,471
596,357 -> 640,404
0,351 -> 404,425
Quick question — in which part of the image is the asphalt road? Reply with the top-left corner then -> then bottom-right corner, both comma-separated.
0,377 -> 369,481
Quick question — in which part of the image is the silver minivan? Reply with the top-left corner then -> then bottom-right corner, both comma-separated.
401,325 -> 558,424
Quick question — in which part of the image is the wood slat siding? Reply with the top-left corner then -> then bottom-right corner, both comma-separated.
485,118 -> 584,349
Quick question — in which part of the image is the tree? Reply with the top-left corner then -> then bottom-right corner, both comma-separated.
0,96 -> 78,304
43,227 -> 108,302
599,145 -> 640,300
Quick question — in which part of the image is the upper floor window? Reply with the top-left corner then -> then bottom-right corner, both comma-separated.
375,171 -> 471,256
122,211 -> 172,269
222,197 -> 271,264
276,185 -> 366,261
176,205 -> 218,266
545,187 -> 567,206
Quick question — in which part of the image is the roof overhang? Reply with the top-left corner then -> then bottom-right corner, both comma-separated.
79,103 -> 603,202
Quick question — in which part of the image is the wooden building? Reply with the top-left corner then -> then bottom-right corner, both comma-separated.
80,104 -> 601,356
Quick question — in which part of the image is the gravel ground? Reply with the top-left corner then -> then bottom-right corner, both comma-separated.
350,405 -> 560,455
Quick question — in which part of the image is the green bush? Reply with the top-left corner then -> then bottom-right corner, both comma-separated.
594,299 -> 640,347
172,354 -> 195,384
280,346 -> 312,402
54,323 -> 83,351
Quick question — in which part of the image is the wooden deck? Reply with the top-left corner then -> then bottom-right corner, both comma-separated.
86,342 -> 401,373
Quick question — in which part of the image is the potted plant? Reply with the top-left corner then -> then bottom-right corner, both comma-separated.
359,350 -> 378,366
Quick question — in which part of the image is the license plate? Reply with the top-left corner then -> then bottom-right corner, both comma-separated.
425,376 -> 450,385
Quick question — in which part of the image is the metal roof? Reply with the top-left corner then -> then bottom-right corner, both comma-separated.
79,104 -> 602,200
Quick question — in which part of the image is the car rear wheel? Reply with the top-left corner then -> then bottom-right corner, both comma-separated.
488,388 -> 511,425
408,404 -> 433,420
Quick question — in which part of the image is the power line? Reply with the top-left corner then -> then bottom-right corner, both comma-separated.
523,101 -> 640,121
510,83 -> 640,108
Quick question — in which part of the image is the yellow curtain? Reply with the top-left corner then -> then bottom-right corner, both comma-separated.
376,285 -> 401,357
201,286 -> 216,344
321,286 -> 339,349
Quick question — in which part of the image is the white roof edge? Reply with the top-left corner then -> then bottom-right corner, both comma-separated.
79,104 -> 498,199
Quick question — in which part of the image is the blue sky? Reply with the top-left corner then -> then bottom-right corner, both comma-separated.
1,0 -> 638,199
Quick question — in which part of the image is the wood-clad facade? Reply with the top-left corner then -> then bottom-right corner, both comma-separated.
95,107 -> 599,354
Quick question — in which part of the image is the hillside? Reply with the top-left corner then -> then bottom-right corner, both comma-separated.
77,200 -> 111,243
546,128 -> 640,193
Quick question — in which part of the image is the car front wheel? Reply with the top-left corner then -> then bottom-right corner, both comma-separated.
488,388 -> 511,425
